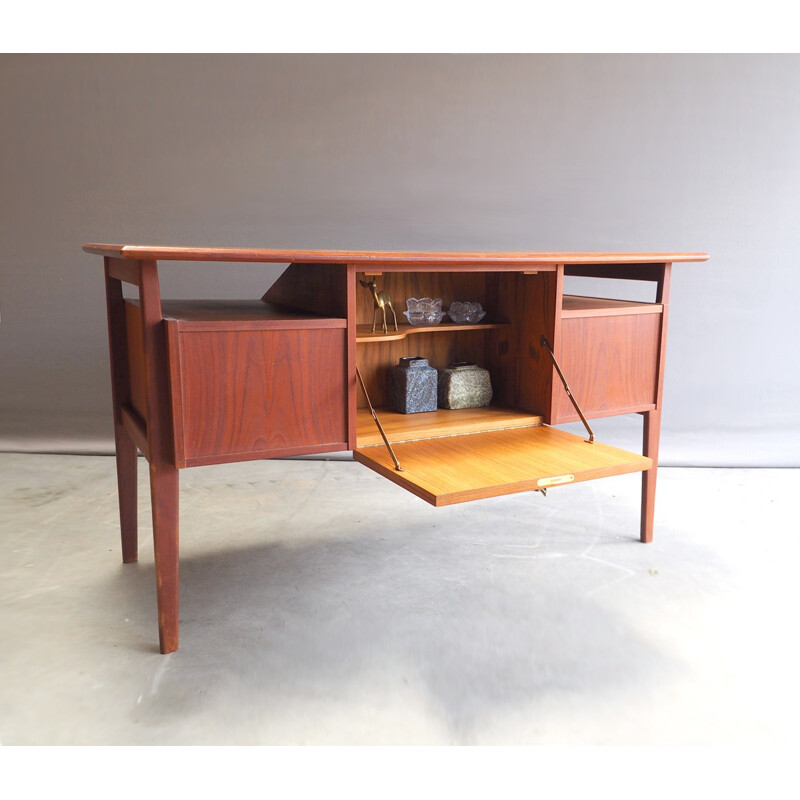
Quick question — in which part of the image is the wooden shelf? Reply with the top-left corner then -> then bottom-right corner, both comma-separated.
356,405 -> 543,447
562,295 -> 663,318
356,321 -> 509,343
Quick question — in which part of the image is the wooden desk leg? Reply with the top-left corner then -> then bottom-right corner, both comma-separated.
642,261 -> 671,544
114,426 -> 139,563
104,264 -> 139,563
641,408 -> 661,543
137,258 -> 180,653
150,462 -> 179,654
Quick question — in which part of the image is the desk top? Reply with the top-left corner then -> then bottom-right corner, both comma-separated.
84,244 -> 708,266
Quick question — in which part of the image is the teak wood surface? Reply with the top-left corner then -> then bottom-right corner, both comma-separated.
167,326 -> 348,468
553,312 -> 661,422
88,243 -> 707,653
85,243 -> 708,266
354,426 -> 652,507
356,406 -> 544,448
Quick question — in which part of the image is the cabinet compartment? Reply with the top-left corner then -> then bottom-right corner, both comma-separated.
354,271 -> 552,427
355,271 -> 494,411
353,273 -> 653,506
552,297 -> 663,423
161,301 -> 348,467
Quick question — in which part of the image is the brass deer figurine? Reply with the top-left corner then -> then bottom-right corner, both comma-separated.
360,278 -> 398,334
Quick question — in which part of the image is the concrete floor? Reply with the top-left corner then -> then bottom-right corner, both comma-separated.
1,452 -> 797,745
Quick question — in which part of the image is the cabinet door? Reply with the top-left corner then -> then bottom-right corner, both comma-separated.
168,326 -> 348,467
552,300 -> 663,423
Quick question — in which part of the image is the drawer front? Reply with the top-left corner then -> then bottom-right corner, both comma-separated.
552,313 -> 661,423
170,327 -> 348,466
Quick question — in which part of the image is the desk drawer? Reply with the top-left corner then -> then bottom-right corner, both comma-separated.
166,324 -> 348,467
552,309 -> 662,422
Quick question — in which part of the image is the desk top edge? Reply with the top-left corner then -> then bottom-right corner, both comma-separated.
83,243 -> 709,265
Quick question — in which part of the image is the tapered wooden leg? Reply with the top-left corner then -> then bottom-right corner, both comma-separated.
150,462 -> 179,654
641,409 -> 661,543
114,426 -> 139,563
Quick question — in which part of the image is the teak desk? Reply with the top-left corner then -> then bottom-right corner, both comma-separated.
86,244 -> 708,653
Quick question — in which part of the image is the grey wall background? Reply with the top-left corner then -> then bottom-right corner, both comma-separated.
1,54 -> 798,466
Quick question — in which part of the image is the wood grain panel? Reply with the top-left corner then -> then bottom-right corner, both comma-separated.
124,299 -> 148,422
483,273 -> 523,409
356,406 -> 543,447
106,256 -> 141,286
176,328 -> 348,462
164,320 -> 186,466
355,271 -> 487,327
516,270 -> 562,419
262,263 -> 348,318
553,313 -> 661,422
355,426 -> 651,506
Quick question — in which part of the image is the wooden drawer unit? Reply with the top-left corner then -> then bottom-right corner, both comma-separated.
552,296 -> 664,423
160,301 -> 348,467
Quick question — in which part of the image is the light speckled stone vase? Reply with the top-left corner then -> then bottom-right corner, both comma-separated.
437,363 -> 493,409
390,357 -> 438,414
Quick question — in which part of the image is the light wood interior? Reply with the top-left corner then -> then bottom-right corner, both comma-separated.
356,271 -> 488,326
356,406 -> 543,447
356,320 -> 508,343
355,270 -> 531,413
562,295 -> 663,317
353,274 -> 658,507
354,426 -> 652,507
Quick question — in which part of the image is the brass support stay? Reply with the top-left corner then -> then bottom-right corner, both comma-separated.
540,336 -> 595,444
355,365 -> 405,471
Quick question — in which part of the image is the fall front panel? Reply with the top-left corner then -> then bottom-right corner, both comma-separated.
354,425 -> 651,507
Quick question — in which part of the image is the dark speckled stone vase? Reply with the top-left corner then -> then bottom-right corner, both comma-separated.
390,357 -> 438,414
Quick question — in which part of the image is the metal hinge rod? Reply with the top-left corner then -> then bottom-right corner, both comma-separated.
356,365 -> 405,471
540,336 -> 595,443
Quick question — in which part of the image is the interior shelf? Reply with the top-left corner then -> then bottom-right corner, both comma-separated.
356,405 -> 543,447
561,295 -> 663,318
356,321 -> 509,343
